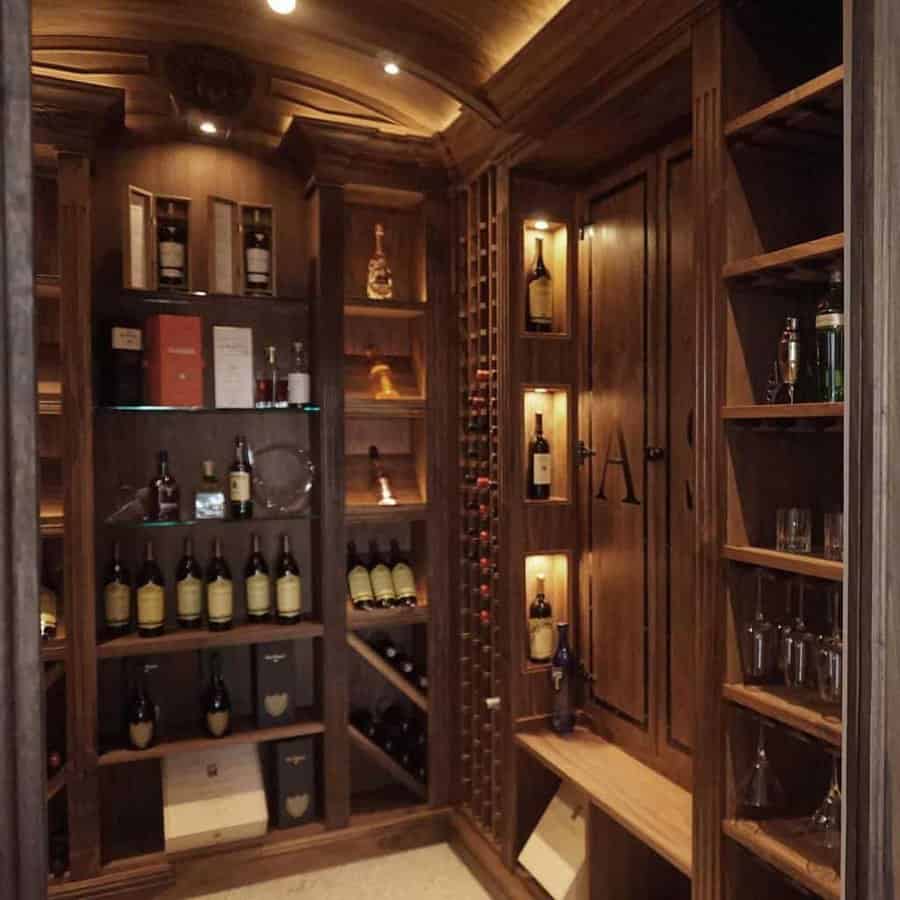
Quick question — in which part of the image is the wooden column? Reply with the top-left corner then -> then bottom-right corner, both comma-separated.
691,9 -> 725,900
0,0 -> 47,896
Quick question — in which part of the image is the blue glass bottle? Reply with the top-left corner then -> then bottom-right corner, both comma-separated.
551,622 -> 575,734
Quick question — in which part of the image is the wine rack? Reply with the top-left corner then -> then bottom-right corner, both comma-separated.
456,168 -> 506,845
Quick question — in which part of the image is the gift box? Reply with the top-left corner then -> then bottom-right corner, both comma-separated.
270,736 -> 318,829
144,313 -> 203,407
252,642 -> 297,729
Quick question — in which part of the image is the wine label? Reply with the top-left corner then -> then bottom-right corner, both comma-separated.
391,562 -> 417,601
348,565 -> 374,604
111,326 -> 142,351
552,666 -> 565,692
288,372 -> 311,405
246,573 -> 272,615
159,241 -> 185,278
816,313 -> 844,329
137,584 -> 165,629
529,618 -> 555,662
206,710 -> 230,738
129,720 -> 154,750
529,278 -> 553,324
176,575 -> 203,622
246,247 -> 270,284
533,452 -> 552,486
229,471 -> 251,502
105,582 -> 131,628
370,563 -> 396,604
285,793 -> 311,820
277,573 -> 302,615
207,577 -> 233,624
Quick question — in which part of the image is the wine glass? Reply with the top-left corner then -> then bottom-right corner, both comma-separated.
776,578 -> 794,677
740,568 -> 777,683
785,578 -> 817,690
810,752 -> 842,849
816,586 -> 843,705
738,719 -> 786,820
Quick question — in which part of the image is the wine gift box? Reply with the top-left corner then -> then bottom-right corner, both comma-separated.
252,642 -> 297,729
144,313 -> 204,407
162,745 -> 268,853
269,736 -> 318,829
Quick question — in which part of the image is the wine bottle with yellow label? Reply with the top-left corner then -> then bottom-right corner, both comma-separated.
126,663 -> 155,751
347,541 -> 374,611
229,434 -> 253,520
528,574 -> 554,664
104,541 -> 132,637
389,539 -> 417,608
175,536 -> 203,629
204,652 -> 232,738
275,534 -> 302,625
368,540 -> 397,608
245,533 -> 272,623
136,541 -> 165,638
205,537 -> 233,632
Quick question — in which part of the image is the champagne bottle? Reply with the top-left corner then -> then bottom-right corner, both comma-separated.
526,236 -> 552,332
527,412 -> 552,500
149,449 -> 180,521
175,537 -> 203,629
528,574 -> 554,664
136,541 -> 165,638
126,664 -> 155,750
245,533 -> 272,623
205,538 -> 233,632
368,540 -> 397,608
229,435 -> 253,519
103,541 -> 132,637
551,622 -> 575,734
275,534 -> 302,624
204,652 -> 232,738
389,539 -> 417,607
370,445 -> 398,506
347,541 -> 374,610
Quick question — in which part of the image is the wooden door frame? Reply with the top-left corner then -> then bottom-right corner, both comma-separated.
0,0 -> 48,897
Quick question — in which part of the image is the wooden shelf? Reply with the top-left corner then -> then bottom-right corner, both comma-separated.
722,403 -> 844,421
345,503 -> 429,525
347,633 -> 428,712
722,546 -> 843,582
40,498 -> 64,537
41,637 -> 67,663
723,683 -> 842,747
723,819 -> 841,900
345,397 -> 426,419
348,724 -> 427,800
97,620 -> 324,659
725,66 -> 844,151
348,606 -> 430,630
46,764 -> 69,802
723,234 -> 844,284
345,299 -> 427,319
98,709 -> 323,766
39,393 -> 62,416
516,728 -> 692,877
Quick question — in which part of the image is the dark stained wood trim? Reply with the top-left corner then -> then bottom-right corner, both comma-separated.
0,1 -> 47,896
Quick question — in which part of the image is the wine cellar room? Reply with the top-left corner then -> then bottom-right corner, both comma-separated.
2,0 -> 894,898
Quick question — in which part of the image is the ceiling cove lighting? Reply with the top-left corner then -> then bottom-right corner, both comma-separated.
384,61 -> 401,76
268,0 -> 297,14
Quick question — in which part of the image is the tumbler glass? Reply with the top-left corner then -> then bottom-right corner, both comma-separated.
777,508 -> 812,554
824,511 -> 843,562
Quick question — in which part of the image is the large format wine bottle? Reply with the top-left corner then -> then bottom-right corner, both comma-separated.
368,540 -> 397,608
275,534 -> 302,625
136,541 -> 165,638
525,236 -> 552,332
528,573 -> 554,664
127,664 -> 155,750
204,652 -> 232,738
175,537 -> 203,629
245,533 -> 272,623
205,538 -> 234,632
229,435 -> 253,519
148,449 -> 180,521
389,539 -> 417,607
347,541 -> 374,610
104,541 -> 132,637
527,412 -> 552,500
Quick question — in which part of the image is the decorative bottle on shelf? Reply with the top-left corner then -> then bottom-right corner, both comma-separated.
136,541 -> 165,638
527,412 -> 552,500
526,236 -> 553,332
39,584 -> 59,640
245,533 -> 272,623
528,574 -> 554,664
370,445 -> 398,506
205,538 -> 234,632
288,340 -> 311,407
229,435 -> 253,519
389,539 -> 417,607
366,344 -> 399,399
550,622 -> 575,734
256,345 -> 284,409
126,663 -> 156,750
366,223 -> 393,300
275,534 -> 302,625
368,540 -> 397,608
103,541 -> 132,637
771,316 -> 802,404
194,460 -> 226,520
105,322 -> 143,407
157,202 -> 187,288
816,267 -> 845,402
244,209 -> 271,295
175,537 -> 204,630
204,652 -> 232,738
148,449 -> 180,522
347,541 -> 375,611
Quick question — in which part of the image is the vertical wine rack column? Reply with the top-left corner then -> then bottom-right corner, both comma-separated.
457,168 -> 505,845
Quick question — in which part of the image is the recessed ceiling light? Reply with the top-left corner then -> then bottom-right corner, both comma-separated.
384,61 -> 400,76
268,0 -> 297,14
199,121 -> 218,135
534,220 -> 550,231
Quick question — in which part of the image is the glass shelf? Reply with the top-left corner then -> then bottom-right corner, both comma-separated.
96,404 -> 320,415
120,288 -> 310,306
104,512 -> 317,529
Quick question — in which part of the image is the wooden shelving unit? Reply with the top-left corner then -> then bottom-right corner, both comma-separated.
348,725 -> 427,801
345,398 -> 425,418
722,546 -> 843,582
344,503 -> 429,525
347,633 -> 428,713
721,403 -> 844,421
344,298 -> 426,319
723,234 -> 844,283
347,606 -> 429,630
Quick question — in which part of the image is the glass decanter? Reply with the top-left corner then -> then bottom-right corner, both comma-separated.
366,223 -> 394,300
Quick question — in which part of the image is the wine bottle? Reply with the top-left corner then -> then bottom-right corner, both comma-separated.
389,540 -> 417,607
370,444 -> 398,506
275,534 -> 302,625
366,223 -> 394,300
103,541 -> 132,637
550,622 -> 575,735
244,209 -> 271,295
148,449 -> 180,521
527,412 -> 552,500
175,537 -> 203,629
229,435 -> 253,519
816,267 -> 845,402
350,708 -> 378,741
205,538 -> 234,632
288,340 -> 311,407
371,633 -> 402,664
368,540 -> 397,608
136,541 -> 165,638
528,573 -> 554,664
347,541 -> 375,610
526,236 -> 552,332
245,533 -> 272,623
204,652 -> 232,738
126,664 -> 155,750
39,584 -> 59,640
157,202 -> 186,288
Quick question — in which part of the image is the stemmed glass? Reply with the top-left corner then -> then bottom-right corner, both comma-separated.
738,719 -> 786,820
740,568 -> 777,684
816,586 -> 843,706
810,752 -> 842,849
784,578 -> 817,690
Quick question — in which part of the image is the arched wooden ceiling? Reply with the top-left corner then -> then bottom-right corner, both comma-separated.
31,0 -> 571,144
